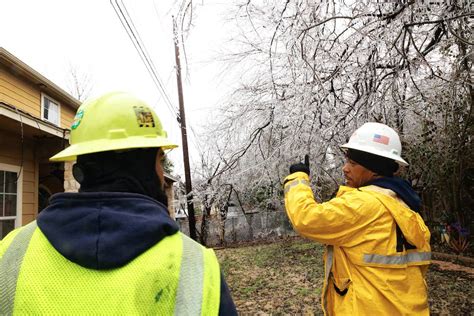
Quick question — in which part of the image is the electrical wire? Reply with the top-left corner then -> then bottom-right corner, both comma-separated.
112,0 -> 206,175
120,0 -> 178,111
110,0 -> 179,119
13,107 -> 24,182
3,108 -> 25,199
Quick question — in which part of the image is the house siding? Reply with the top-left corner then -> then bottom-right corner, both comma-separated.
0,129 -> 38,225
0,64 -> 41,118
0,48 -> 82,233
61,104 -> 75,129
0,64 -> 77,128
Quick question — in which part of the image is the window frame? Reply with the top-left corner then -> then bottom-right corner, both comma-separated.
0,163 -> 23,230
40,93 -> 61,127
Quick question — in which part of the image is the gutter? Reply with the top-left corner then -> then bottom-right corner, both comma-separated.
0,101 -> 70,139
0,47 -> 81,109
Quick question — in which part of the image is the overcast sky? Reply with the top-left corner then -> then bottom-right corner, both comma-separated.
0,0 -> 235,177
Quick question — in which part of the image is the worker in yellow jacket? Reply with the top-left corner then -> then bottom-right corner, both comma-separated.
284,122 -> 431,315
0,92 -> 237,315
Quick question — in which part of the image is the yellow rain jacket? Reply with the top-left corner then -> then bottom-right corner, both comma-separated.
284,172 -> 431,315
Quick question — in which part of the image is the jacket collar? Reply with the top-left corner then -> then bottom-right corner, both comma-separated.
37,192 -> 179,270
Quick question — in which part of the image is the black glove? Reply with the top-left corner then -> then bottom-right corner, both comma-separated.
289,154 -> 310,176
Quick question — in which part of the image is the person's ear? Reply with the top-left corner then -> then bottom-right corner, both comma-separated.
369,170 -> 380,180
73,161 -> 103,183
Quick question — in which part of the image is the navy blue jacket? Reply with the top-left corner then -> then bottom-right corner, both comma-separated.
38,192 -> 236,315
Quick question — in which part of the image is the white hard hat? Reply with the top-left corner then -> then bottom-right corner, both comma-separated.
340,122 -> 408,166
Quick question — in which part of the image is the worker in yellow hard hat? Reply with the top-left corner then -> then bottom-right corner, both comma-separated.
284,122 -> 431,315
0,92 -> 237,315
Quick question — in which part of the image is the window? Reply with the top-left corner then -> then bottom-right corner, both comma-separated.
0,163 -> 23,239
41,93 -> 60,126
0,165 -> 22,239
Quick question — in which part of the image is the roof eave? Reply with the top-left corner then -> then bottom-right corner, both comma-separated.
0,47 -> 81,109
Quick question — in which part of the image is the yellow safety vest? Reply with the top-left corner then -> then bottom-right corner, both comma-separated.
0,222 -> 220,315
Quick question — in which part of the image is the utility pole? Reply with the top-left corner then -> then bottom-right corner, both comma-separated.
173,17 -> 197,240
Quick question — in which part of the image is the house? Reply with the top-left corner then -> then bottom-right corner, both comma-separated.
0,47 -> 80,239
0,47 -> 178,239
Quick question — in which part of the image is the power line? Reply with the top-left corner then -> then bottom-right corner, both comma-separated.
119,0 -> 177,111
112,1 -> 204,174
110,0 -> 179,119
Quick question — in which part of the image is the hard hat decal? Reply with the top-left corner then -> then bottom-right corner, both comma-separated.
133,106 -> 156,128
71,109 -> 84,130
373,134 -> 389,145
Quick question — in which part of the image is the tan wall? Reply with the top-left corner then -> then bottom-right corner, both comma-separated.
0,64 -> 77,129
61,104 -> 76,129
0,64 -> 41,118
0,129 -> 38,225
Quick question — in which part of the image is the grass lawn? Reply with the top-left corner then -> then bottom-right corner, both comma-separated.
215,238 -> 473,315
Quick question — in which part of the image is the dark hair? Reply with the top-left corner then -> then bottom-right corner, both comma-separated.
73,148 -> 168,206
346,149 -> 399,177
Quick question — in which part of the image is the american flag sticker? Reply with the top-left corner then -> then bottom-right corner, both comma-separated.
373,134 -> 390,145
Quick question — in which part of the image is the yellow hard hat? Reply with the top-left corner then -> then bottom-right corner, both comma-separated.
50,92 -> 178,162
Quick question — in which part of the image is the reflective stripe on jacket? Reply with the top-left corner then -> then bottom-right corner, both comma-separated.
284,172 -> 431,315
0,222 -> 220,315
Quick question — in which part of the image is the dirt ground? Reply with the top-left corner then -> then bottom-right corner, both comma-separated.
215,238 -> 473,315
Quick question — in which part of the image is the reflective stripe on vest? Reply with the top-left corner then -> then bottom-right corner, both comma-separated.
284,179 -> 310,194
0,221 -> 37,316
363,251 -> 431,265
174,234 -> 204,316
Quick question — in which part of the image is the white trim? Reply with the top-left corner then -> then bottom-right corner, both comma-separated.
0,163 -> 23,228
40,93 -> 61,127
0,217 -> 16,221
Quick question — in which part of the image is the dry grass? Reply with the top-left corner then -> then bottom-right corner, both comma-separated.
216,238 -> 473,315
